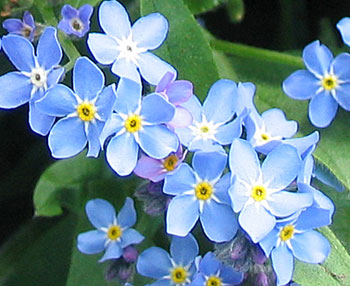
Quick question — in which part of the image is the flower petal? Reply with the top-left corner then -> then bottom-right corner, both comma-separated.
163,163 -> 196,196
192,151 -> 226,181
85,198 -> 116,229
117,197 -> 137,228
77,230 -> 106,254
199,252 -> 221,276
86,121 -> 103,158
37,27 -> 62,70
28,100 -> 55,136
111,57 -> 140,83
271,244 -> 294,286
132,13 -> 168,50
137,247 -> 172,279
215,116 -> 243,145
333,83 -> 350,111
79,4 -> 94,22
120,228 -> 144,248
228,177 -> 250,213
99,114 -> 124,146
87,33 -> 120,65
95,84 -> 117,121
170,234 -> 199,266
134,154 -> 164,181
0,72 -> 31,108
99,242 -> 123,262
2,19 -> 23,33
262,108 -> 298,138
168,106 -> 192,128
259,227 -> 279,257
166,80 -> 193,105
166,195 -> 199,237
200,201 -> 238,242
61,4 -> 78,18
309,91 -> 338,128
337,17 -> 350,47
73,57 -> 104,100
141,93 -> 175,124
114,78 -> 141,114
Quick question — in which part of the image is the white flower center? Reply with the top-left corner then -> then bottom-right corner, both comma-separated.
116,34 -> 146,65
30,67 -> 47,88
71,18 -> 84,32
189,114 -> 219,142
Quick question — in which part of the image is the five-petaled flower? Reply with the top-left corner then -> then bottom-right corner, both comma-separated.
3,11 -> 36,41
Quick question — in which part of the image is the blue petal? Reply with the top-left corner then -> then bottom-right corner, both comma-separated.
136,247 -> 172,279
48,117 -> 86,158
138,125 -> 178,159
282,70 -> 319,100
262,144 -> 301,190
189,138 -> 224,153
79,4 -> 94,22
111,57 -> 140,84
309,91 -> 338,128
228,176 -> 250,213
170,234 -> 199,266
98,0 -> 131,39
77,230 -> 106,254
203,79 -> 236,123
148,280 -> 171,286
85,198 -> 116,229
239,203 -> 276,243
283,131 -> 319,158
175,127 -> 194,147
35,84 -> 76,116
37,27 -> 62,70
214,172 -> 231,205
215,115 -> 243,145
99,114 -> 124,146
163,163 -> 196,196
302,40 -> 333,77
99,241 -> 123,262
271,244 -> 294,286
268,191 -> 313,217
138,52 -> 176,85
259,227 -> 279,257
95,84 -> 117,121
73,57 -> 104,100
337,17 -> 350,47
180,94 -> 202,123
86,121 -> 103,158
120,228 -> 144,248
199,252 -> 220,276
291,230 -> 330,263
47,67 -> 65,88
220,264 -> 244,285
117,197 -> 137,228
2,34 -> 35,72
235,82 -> 256,116
0,72 -> 31,108
61,4 -> 78,19
333,83 -> 350,111
141,93 -> 175,124
191,275 -> 206,286
28,100 -> 55,136
132,13 -> 168,50
87,33 -> 120,65
332,53 -> 350,81
229,139 -> 261,184
2,19 -> 23,33
200,201 -> 238,242
106,132 -> 139,176
262,108 -> 298,138
114,78 -> 141,114
166,195 -> 199,237
192,151 -> 226,181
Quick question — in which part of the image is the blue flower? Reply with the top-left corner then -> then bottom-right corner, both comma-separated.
228,139 -> 313,243
176,79 -> 245,152
3,11 -> 36,41
36,57 -> 116,158
77,197 -> 144,262
337,17 -> 350,47
259,213 -> 331,286
58,4 -> 93,38
163,151 -> 238,242
137,234 -> 199,286
0,27 -> 64,135
100,78 -> 179,176
191,252 -> 243,286
87,0 -> 175,85
283,40 -> 350,128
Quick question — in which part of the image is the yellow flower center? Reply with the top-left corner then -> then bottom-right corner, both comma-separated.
77,102 -> 96,122
322,75 -> 338,91
279,224 -> 295,241
163,154 -> 179,171
195,181 -> 213,200
124,114 -> 142,133
261,133 -> 270,141
200,126 -> 210,133
206,276 -> 222,286
251,185 -> 267,202
107,225 -> 122,241
171,267 -> 187,284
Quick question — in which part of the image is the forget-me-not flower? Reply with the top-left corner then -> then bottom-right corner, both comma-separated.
100,78 -> 179,176
36,57 -> 116,158
191,252 -> 243,286
58,4 -> 93,38
283,40 -> 350,128
87,0 -> 175,85
164,151 -> 238,242
259,214 -> 331,286
77,197 -> 144,262
0,27 -> 64,135
3,11 -> 36,41
228,139 -> 313,243
137,234 -> 199,286
176,79 -> 245,152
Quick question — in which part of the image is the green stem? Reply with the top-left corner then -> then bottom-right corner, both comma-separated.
210,39 -> 304,68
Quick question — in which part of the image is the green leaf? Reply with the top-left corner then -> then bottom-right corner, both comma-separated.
294,227 -> 350,286
141,0 -> 220,99
33,153 -> 103,217
184,0 -> 226,15
64,0 -> 102,7
226,0 -> 245,23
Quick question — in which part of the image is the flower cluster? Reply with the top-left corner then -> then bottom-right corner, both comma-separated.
0,1 -> 341,286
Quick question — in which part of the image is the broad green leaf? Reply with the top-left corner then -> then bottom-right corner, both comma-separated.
294,227 -> 350,286
141,0 -> 220,98
184,0 -> 227,15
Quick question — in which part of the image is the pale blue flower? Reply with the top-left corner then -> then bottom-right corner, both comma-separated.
337,17 -> 350,47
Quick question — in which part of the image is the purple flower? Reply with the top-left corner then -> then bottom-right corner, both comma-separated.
58,4 -> 93,38
3,11 -> 36,41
